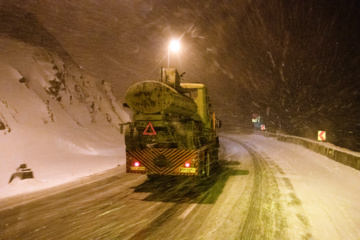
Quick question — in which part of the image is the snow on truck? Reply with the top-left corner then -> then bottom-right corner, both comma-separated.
120,68 -> 221,178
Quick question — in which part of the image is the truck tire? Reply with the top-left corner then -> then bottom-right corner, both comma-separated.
125,127 -> 141,150
125,127 -> 135,150
205,152 -> 211,178
185,121 -> 197,150
212,148 -> 219,167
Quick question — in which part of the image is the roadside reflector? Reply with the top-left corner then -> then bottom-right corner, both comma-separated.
318,131 -> 326,141
143,122 -> 156,135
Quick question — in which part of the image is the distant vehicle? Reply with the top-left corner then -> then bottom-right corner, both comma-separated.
120,68 -> 221,178
252,113 -> 262,129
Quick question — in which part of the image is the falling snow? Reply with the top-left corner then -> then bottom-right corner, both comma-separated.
0,1 -> 359,239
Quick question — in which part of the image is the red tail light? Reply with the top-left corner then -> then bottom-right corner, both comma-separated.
184,162 -> 191,168
134,161 -> 140,167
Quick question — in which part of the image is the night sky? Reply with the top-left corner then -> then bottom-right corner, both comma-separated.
1,0 -> 360,150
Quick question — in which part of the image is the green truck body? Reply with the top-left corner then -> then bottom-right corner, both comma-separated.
121,68 -> 220,178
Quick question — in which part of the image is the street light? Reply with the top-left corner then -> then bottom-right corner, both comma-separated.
168,39 -> 180,67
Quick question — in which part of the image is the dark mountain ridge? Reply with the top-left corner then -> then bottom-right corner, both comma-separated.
0,3 -> 73,64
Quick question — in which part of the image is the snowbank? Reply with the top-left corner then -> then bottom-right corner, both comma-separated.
0,37 -> 129,199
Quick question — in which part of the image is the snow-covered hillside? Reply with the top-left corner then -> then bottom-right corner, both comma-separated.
0,13 -> 130,197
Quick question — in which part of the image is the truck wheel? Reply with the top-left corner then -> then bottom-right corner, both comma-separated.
212,148 -> 219,168
125,127 -> 141,150
185,121 -> 197,150
205,152 -> 211,178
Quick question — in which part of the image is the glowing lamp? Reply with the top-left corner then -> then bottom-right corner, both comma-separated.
169,39 -> 180,52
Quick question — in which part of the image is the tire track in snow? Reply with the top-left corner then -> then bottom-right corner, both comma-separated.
229,137 -> 312,239
222,138 -> 287,239
236,141 -> 266,239
259,153 -> 312,240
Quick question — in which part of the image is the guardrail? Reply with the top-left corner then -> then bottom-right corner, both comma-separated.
257,131 -> 360,171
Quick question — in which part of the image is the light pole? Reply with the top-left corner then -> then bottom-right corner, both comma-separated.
168,39 -> 180,67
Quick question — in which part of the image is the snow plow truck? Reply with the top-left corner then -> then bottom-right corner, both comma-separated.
120,68 -> 221,178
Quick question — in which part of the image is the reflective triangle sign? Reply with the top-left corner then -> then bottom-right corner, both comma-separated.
143,122 -> 156,135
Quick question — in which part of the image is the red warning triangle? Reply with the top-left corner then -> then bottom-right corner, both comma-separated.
143,122 -> 156,135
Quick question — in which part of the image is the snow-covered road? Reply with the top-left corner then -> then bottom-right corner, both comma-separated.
1,133 -> 359,239
223,133 -> 360,240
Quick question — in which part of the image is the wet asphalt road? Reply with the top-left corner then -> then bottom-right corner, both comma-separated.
0,136 -> 311,240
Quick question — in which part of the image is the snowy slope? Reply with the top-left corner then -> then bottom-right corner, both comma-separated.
0,35 -> 130,197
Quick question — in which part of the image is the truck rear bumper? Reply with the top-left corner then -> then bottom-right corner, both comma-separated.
126,148 -> 202,176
